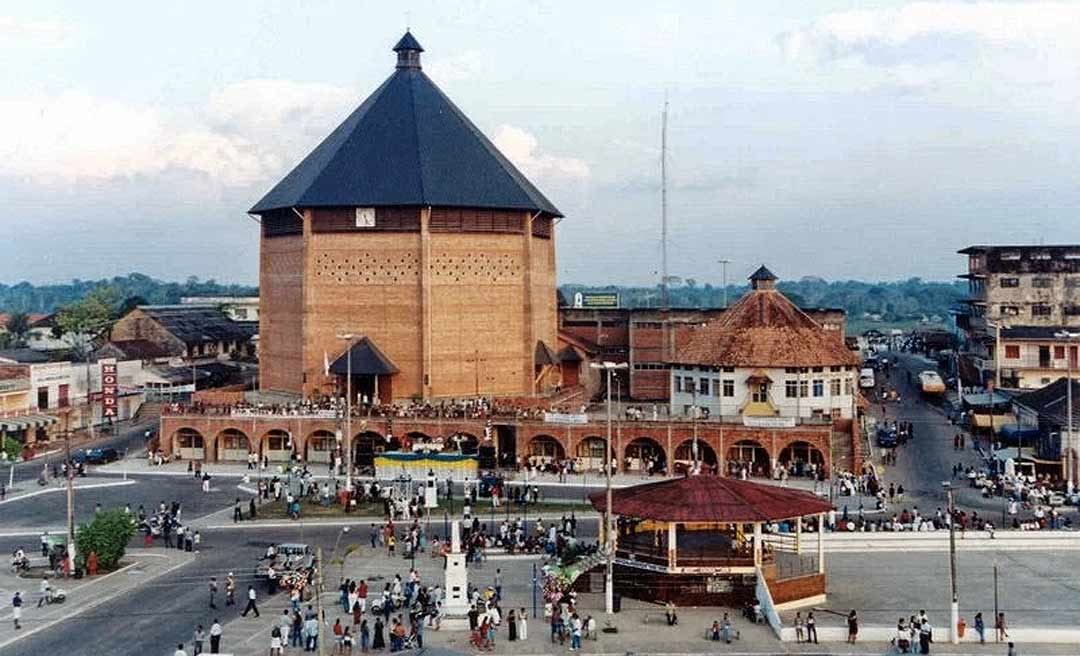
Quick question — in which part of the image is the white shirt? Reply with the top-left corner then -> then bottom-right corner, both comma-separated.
175,649 -> 187,656
210,623 -> 222,636
248,588 -> 257,600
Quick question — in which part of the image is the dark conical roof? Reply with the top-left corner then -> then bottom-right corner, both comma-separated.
250,33 -> 562,217
393,31 -> 424,52
748,265 -> 776,282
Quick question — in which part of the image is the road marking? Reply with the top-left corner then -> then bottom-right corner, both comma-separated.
0,479 -> 137,506
0,555 -> 193,649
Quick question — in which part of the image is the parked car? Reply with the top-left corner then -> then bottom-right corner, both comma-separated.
73,447 -> 121,465
876,427 -> 898,448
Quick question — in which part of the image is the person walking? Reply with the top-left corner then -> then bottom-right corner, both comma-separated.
209,619 -> 222,653
208,576 -> 218,609
806,611 -> 818,644
225,573 -> 236,606
11,591 -> 23,630
794,611 -> 805,643
241,585 -> 260,617
193,625 -> 205,655
995,612 -> 1008,642
233,498 -> 242,523
974,612 -> 985,644
371,617 -> 385,651
847,610 -> 859,644
174,644 -> 187,656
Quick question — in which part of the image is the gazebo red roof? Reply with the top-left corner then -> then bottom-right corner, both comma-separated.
589,475 -> 833,523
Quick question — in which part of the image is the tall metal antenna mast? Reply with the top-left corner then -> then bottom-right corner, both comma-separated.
660,94 -> 669,311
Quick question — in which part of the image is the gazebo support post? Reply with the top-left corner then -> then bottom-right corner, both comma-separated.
795,515 -> 802,554
816,514 -> 825,574
667,522 -> 677,569
753,522 -> 762,567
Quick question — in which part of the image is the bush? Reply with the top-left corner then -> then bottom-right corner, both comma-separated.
75,509 -> 137,571
1,437 -> 22,462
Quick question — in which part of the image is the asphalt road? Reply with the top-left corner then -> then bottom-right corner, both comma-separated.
867,351 -> 1063,522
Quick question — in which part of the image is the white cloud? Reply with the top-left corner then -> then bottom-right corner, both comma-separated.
780,2 -> 1080,65
493,124 -> 589,181
0,80 -> 356,187
0,16 -> 74,48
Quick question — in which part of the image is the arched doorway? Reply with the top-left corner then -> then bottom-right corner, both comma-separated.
405,431 -> 431,451
527,435 -> 566,470
576,436 -> 607,472
624,437 -> 666,474
445,432 -> 479,455
352,431 -> 383,470
306,430 -> 337,464
778,441 -> 825,477
175,428 -> 204,461
727,439 -> 769,476
673,439 -> 718,474
262,429 -> 293,462
217,428 -> 250,462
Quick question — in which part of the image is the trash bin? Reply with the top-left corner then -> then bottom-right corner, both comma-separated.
957,617 -> 966,639
612,593 -> 622,613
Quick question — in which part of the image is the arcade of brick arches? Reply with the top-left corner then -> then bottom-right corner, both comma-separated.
159,412 -> 856,475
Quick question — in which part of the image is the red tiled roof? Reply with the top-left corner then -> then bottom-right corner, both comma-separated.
674,288 -> 858,368
0,313 -> 47,329
589,475 -> 833,523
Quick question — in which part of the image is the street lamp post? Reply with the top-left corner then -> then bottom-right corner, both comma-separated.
336,334 -> 355,492
943,481 -> 959,643
590,360 -> 628,615
986,320 -> 1007,390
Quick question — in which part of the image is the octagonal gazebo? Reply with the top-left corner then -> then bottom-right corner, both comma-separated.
589,475 -> 833,607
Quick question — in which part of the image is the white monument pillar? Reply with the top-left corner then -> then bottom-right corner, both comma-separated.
442,520 -> 470,625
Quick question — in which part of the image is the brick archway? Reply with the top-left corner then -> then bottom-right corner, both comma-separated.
727,439 -> 769,476
173,427 -> 205,461
574,436 -> 607,471
525,434 -> 565,467
260,428 -> 295,463
213,428 -> 253,462
624,437 -> 666,474
305,429 -> 337,464
673,439 -> 718,474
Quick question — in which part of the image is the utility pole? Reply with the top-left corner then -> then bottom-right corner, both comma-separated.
1054,330 -> 1079,488
590,361 -> 628,615
717,259 -> 731,309
65,417 -> 75,576
659,94 -> 669,312
315,546 -> 326,656
944,481 -> 959,643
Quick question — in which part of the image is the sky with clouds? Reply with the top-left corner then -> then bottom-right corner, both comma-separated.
3,0 -> 1080,286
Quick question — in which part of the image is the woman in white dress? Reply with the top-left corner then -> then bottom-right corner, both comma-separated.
518,608 -> 527,641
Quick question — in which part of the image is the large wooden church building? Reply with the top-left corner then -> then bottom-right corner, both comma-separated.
251,32 -> 562,402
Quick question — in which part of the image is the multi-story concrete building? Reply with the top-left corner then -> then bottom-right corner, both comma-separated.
956,245 -> 1080,389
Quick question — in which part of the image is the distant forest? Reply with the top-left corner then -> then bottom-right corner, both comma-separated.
0,274 -> 257,315
560,277 -> 966,329
0,274 -> 964,330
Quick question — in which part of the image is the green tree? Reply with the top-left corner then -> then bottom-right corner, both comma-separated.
75,508 -> 136,571
54,287 -> 119,355
4,311 -> 31,346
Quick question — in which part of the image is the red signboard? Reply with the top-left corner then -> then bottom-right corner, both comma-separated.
101,360 -> 118,419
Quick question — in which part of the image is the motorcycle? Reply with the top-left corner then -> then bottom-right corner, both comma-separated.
43,588 -> 67,605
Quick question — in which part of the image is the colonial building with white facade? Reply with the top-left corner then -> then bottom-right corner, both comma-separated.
669,266 -> 861,423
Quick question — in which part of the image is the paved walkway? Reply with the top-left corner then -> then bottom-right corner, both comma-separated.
0,548 -> 194,651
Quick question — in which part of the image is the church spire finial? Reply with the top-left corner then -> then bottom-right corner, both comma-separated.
393,30 -> 424,70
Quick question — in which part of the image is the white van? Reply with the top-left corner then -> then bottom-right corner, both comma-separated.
859,368 -> 876,389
